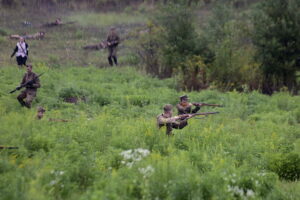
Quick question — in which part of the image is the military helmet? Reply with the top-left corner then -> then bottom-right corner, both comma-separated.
163,104 -> 173,111
37,106 -> 46,113
180,95 -> 188,101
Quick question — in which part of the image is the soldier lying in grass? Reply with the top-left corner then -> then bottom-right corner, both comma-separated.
10,31 -> 45,40
83,41 -> 108,50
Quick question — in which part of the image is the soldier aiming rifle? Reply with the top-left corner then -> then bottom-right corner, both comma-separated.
157,104 -> 219,135
177,95 -> 223,115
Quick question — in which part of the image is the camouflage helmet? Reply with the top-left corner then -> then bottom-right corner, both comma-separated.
37,106 -> 46,113
180,95 -> 188,101
163,104 -> 173,111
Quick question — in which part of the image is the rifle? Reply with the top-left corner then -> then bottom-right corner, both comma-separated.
192,102 -> 223,107
9,72 -> 44,94
179,112 -> 219,120
0,146 -> 19,149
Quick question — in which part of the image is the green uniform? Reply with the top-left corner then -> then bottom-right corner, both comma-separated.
157,113 -> 188,135
17,72 -> 40,108
176,103 -> 200,115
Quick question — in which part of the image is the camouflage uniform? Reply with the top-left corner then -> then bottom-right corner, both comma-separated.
107,32 -> 120,66
157,113 -> 188,135
176,103 -> 200,115
17,72 -> 40,108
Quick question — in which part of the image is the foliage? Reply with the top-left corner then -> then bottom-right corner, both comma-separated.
1,66 -> 300,199
267,153 -> 300,181
252,0 -> 300,94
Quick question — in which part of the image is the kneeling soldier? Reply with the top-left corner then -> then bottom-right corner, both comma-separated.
17,65 -> 40,108
176,95 -> 201,115
157,104 -> 188,135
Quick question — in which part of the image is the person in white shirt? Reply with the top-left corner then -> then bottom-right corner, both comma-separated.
11,37 -> 29,67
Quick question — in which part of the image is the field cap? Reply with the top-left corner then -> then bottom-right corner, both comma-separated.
37,106 -> 46,113
163,104 -> 173,111
180,95 -> 188,101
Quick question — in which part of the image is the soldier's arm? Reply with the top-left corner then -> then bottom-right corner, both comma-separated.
107,35 -> 111,42
157,115 -> 180,126
115,35 -> 120,44
11,46 -> 18,57
26,43 -> 29,56
176,104 -> 186,115
191,104 -> 201,113
31,75 -> 41,88
20,74 -> 26,85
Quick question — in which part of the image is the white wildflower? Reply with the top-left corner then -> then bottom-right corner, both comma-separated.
246,189 -> 255,197
139,165 -> 155,178
120,148 -> 150,168
49,180 -> 57,186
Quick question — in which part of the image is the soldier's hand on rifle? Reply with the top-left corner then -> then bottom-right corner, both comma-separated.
193,103 -> 203,107
179,114 -> 190,120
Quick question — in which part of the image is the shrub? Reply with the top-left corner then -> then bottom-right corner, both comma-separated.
267,153 -> 300,181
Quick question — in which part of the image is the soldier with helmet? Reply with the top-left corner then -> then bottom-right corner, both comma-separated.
176,95 -> 201,115
106,27 -> 120,66
157,104 -> 189,135
17,65 -> 40,108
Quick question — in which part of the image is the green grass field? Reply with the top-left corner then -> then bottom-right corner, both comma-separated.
0,5 -> 299,200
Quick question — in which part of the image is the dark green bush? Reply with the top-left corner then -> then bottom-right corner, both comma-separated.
267,153 -> 300,181
58,87 -> 89,99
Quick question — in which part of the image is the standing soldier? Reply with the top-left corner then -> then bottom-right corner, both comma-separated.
157,104 -> 189,135
176,95 -> 201,115
106,27 -> 120,66
17,65 -> 40,108
11,37 -> 29,67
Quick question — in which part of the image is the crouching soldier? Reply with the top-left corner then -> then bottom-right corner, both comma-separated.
17,65 -> 40,108
107,27 -> 120,66
157,104 -> 189,135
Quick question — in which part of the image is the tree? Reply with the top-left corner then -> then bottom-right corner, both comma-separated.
252,0 -> 300,94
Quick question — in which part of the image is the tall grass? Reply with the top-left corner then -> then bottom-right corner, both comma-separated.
0,66 -> 299,199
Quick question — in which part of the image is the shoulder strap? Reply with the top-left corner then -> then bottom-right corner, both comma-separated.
17,42 -> 27,55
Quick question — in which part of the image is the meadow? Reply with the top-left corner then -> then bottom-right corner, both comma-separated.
1,65 -> 300,199
0,3 -> 300,200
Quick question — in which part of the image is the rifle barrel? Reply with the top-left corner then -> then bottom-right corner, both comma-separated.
194,112 -> 219,116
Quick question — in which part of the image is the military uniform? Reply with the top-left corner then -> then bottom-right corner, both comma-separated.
176,102 -> 200,115
157,113 -> 188,135
10,32 -> 45,40
17,72 -> 40,108
176,95 -> 200,115
107,31 -> 120,66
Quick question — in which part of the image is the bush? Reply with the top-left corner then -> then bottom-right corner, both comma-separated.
267,153 -> 300,181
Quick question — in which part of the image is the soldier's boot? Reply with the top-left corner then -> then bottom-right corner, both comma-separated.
17,97 -> 26,107
108,57 -> 113,66
113,56 -> 118,65
24,102 -> 31,109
